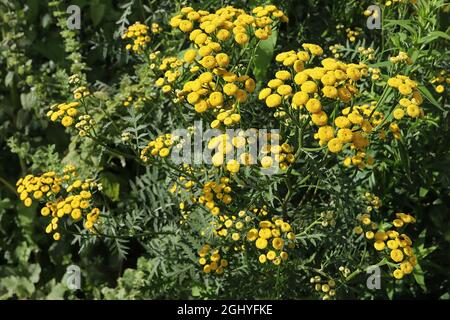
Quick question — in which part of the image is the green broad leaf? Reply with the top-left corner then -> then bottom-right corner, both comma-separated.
384,20 -> 417,37
417,31 -> 450,44
20,91 -> 37,110
100,172 -> 121,201
90,3 -> 106,26
419,187 -> 428,198
254,30 -> 277,84
418,85 -> 444,111
5,71 -> 14,88
413,263 -> 427,293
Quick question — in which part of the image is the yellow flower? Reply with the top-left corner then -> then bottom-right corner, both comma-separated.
393,108 -> 405,120
292,91 -> 309,106
61,116 -> 74,127
226,160 -> 240,173
398,83 -> 412,95
223,83 -> 238,96
209,92 -> 224,107
390,249 -> 404,262
235,32 -> 249,45
260,156 -> 273,168
337,128 -> 353,143
267,250 -> 276,260
275,70 -> 291,81
259,228 -> 272,239
215,53 -> 230,67
393,269 -> 404,279
327,138 -> 343,153
277,84 -> 292,96
184,49 -> 197,63
265,93 -> 282,108
259,254 -> 267,263
406,104 -> 420,118
374,240 -> 385,251
305,98 -> 321,113
301,81 -> 318,93
247,228 -> 258,241
255,237 -> 268,249
272,237 -> 284,250
435,85 -> 444,93
258,88 -> 272,100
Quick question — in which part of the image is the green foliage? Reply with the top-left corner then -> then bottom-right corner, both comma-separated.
0,0 -> 449,300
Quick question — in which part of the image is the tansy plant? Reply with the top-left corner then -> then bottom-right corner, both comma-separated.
13,2 -> 447,300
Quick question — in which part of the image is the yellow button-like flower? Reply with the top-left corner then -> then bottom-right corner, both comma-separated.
255,237 -> 268,249
265,93 -> 282,108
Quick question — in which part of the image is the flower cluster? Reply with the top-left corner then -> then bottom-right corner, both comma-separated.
122,22 -> 151,52
170,5 -> 288,45
73,86 -> 90,100
16,165 -> 101,240
430,70 -> 448,94
47,101 -> 80,127
198,245 -> 228,275
390,51 -> 412,64
311,276 -> 337,300
162,5 -> 288,127
140,133 -> 177,162
198,177 -> 233,216
247,216 -> 296,265
154,56 -> 184,93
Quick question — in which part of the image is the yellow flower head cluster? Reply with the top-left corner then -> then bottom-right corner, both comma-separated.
311,276 -> 337,300
17,171 -> 63,208
260,47 -> 367,110
166,5 -> 287,127
430,70 -> 448,94
73,86 -> 90,100
47,101 -> 80,127
355,207 -> 417,280
213,209 -> 250,239
178,68 -> 254,127
122,22 -> 151,52
154,56 -> 184,93
170,5 -> 287,45
151,22 -> 162,34
198,244 -> 228,275
390,51 -> 412,64
198,177 -> 233,216
387,74 -> 419,96
140,133 -> 176,162
16,165 -> 101,240
259,141 -> 295,171
345,27 -> 361,43
247,216 -> 296,265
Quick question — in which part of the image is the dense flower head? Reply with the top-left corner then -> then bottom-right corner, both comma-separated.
140,133 -> 177,162
122,22 -> 151,52
16,165 -> 101,240
198,245 -> 229,275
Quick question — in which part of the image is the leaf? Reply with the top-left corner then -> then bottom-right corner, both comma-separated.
417,31 -> 450,44
254,30 -> 277,83
90,3 -> 106,26
5,71 -> 14,88
99,172 -> 121,201
20,91 -> 37,110
413,263 -> 427,293
418,85 -> 444,111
